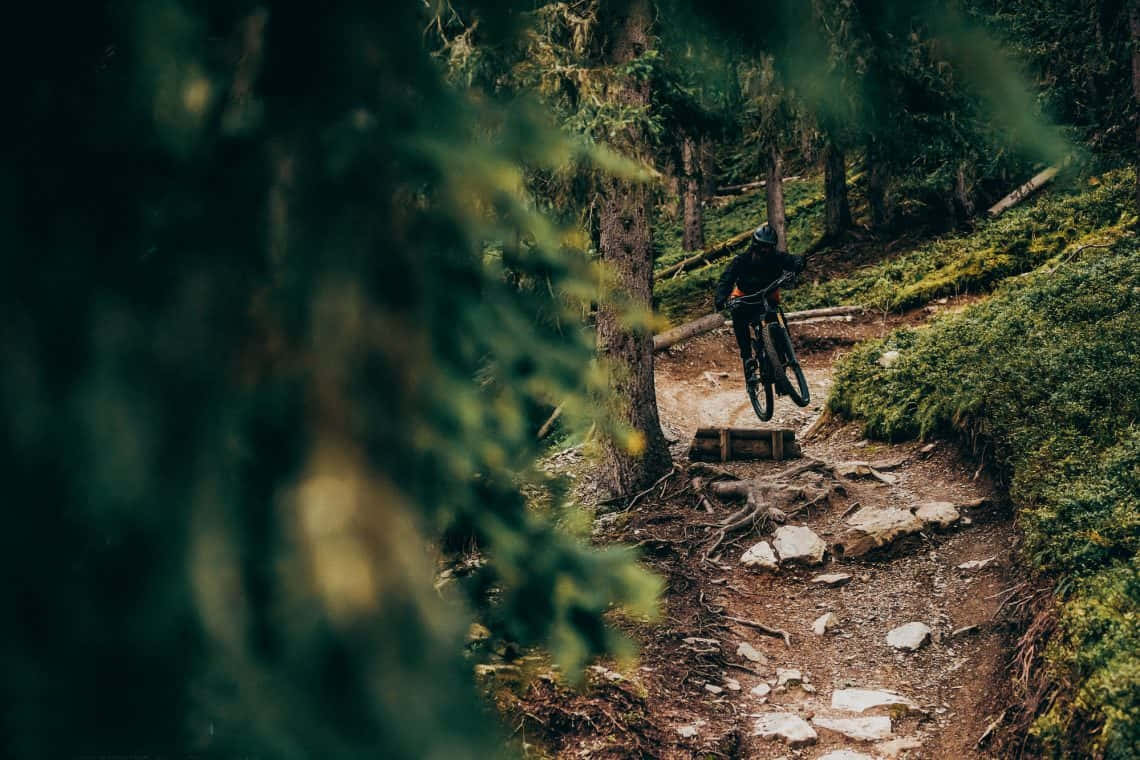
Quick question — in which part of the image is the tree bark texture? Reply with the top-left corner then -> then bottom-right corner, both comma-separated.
596,0 -> 672,494
1131,1 -> 1140,217
699,135 -> 717,200
765,146 -> 788,251
866,143 -> 894,231
953,162 -> 975,221
681,133 -> 705,251
823,142 -> 852,238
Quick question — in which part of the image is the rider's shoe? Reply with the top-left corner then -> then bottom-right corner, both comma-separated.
743,357 -> 760,384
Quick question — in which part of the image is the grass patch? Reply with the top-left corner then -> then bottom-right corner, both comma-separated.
827,217 -> 1140,757
786,169 -> 1133,313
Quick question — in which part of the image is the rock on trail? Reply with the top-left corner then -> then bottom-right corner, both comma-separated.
741,540 -> 779,570
833,507 -> 924,558
813,612 -> 839,635
772,524 -> 827,565
812,715 -> 893,742
817,751 -> 881,760
886,622 -> 933,651
831,688 -> 920,714
753,712 -> 818,747
914,501 -> 960,529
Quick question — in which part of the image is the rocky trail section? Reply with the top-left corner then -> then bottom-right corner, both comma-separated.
514,301 -> 1019,759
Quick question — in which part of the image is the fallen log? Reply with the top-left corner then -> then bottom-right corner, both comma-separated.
986,164 -> 1062,218
653,304 -> 864,353
714,175 -> 804,196
536,403 -> 564,440
653,313 -> 726,352
655,229 -> 752,280
785,304 -> 866,320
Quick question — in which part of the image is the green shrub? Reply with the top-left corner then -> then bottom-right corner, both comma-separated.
829,227 -> 1140,757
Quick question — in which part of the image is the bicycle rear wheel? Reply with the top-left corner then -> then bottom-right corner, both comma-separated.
763,323 -> 810,407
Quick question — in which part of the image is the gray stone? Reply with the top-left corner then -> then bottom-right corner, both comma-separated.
811,573 -> 852,587
737,641 -> 767,663
750,682 -> 772,699
705,683 -> 723,694
833,508 -> 925,558
812,612 -> 839,636
773,525 -> 827,565
812,715 -> 892,742
878,350 -> 901,368
817,752 -> 880,760
776,668 -> 804,688
914,501 -> 960,529
886,622 -> 932,651
830,688 -> 919,714
676,719 -> 706,738
741,540 -> 779,570
878,737 -> 924,757
957,557 -> 996,572
753,712 -> 818,747
724,677 -> 741,691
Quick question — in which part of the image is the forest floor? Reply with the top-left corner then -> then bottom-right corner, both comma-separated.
513,296 -> 1026,760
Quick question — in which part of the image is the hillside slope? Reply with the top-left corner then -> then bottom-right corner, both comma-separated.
827,169 -> 1139,757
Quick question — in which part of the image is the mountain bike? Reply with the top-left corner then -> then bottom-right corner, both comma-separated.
727,271 -> 811,421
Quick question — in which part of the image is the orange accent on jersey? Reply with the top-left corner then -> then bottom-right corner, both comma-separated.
732,286 -> 779,301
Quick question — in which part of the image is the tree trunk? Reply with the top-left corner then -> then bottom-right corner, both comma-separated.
699,135 -> 717,200
866,143 -> 893,231
1131,1 -> 1140,217
662,154 -> 680,219
765,146 -> 788,251
823,142 -> 852,238
953,161 -> 975,221
596,0 -> 672,494
681,133 -> 705,251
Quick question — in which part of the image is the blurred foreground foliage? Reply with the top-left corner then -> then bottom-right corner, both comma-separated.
1,1 -> 660,757
828,175 -> 1140,756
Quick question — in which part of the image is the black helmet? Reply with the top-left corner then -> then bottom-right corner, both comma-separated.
752,223 -> 777,246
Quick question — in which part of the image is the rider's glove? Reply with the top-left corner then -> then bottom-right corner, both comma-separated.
792,255 -> 807,273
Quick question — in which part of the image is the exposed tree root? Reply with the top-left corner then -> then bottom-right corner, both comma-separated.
721,615 -> 791,647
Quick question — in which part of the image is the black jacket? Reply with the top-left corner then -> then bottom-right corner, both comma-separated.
715,243 -> 805,310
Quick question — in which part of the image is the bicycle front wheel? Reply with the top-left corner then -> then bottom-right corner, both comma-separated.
763,323 -> 810,407
747,375 -> 775,421
748,336 -> 774,421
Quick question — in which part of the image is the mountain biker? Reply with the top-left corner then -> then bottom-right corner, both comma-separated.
714,223 -> 806,381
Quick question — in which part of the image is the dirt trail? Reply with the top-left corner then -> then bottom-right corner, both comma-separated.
576,304 -> 1020,759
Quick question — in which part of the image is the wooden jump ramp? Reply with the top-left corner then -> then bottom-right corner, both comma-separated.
688,427 -> 801,462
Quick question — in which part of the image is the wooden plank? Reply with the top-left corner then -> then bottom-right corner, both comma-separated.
689,427 -> 800,462
694,426 -> 795,440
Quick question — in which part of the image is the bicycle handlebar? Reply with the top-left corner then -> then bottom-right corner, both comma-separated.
727,271 -> 796,309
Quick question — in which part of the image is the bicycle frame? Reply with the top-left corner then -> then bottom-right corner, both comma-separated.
728,272 -> 794,335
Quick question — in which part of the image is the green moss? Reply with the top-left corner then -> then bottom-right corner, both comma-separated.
786,169 -> 1135,313
828,221 -> 1140,757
